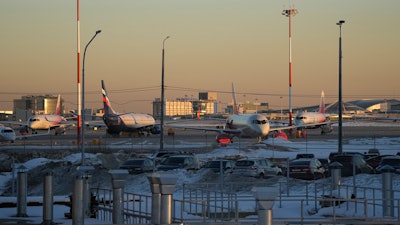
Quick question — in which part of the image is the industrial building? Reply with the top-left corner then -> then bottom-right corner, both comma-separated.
12,95 -> 62,122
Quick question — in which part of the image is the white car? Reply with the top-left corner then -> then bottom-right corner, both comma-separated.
233,158 -> 282,178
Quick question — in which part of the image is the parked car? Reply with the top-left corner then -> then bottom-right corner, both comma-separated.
328,152 -> 366,161
330,154 -> 374,177
375,156 -> 400,174
156,154 -> 201,171
202,159 -> 235,173
233,158 -> 282,178
286,158 -> 325,180
296,153 -> 315,159
317,158 -> 331,176
150,150 -> 184,164
365,155 -> 393,169
119,158 -> 155,174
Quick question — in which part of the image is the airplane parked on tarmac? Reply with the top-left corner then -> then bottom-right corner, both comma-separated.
101,80 -> 160,136
294,90 -> 333,134
170,83 -> 298,144
0,124 -> 16,143
5,95 -> 73,135
25,95 -> 74,135
0,124 -> 50,143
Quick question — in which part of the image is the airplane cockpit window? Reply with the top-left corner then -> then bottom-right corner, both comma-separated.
253,120 -> 267,124
29,118 -> 40,122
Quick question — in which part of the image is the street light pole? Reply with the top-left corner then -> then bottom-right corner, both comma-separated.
280,96 -> 283,120
282,6 -> 298,131
337,20 -> 345,154
81,30 -> 101,166
160,36 -> 170,152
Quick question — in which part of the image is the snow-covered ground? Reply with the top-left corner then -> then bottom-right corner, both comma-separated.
1,121 -> 399,224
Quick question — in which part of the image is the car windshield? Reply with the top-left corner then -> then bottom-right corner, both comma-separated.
122,160 -> 144,166
290,161 -> 310,166
162,157 -> 186,166
236,160 -> 254,166
205,161 -> 226,168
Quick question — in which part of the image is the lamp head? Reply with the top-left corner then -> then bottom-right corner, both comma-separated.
96,30 -> 102,34
336,20 -> 345,25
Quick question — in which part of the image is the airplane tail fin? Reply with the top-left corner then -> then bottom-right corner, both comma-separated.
101,80 -> 116,115
232,83 -> 239,115
318,90 -> 325,114
55,95 -> 61,116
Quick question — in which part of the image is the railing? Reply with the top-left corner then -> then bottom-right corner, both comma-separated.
92,180 -> 400,224
92,188 -> 152,224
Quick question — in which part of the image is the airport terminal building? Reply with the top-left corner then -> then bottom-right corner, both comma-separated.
152,92 -> 270,119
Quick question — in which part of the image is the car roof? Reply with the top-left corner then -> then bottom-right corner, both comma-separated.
169,154 -> 196,158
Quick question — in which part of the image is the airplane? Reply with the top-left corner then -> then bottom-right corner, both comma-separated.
101,80 -> 160,136
0,124 -> 51,143
0,124 -> 16,143
293,90 -> 333,134
24,95 -> 74,135
169,83 -> 298,144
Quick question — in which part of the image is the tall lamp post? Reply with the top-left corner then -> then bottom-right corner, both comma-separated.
282,6 -> 298,131
337,20 -> 345,154
160,36 -> 170,152
81,30 -> 101,165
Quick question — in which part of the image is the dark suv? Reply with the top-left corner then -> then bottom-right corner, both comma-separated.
330,154 -> 374,177
156,154 -> 201,171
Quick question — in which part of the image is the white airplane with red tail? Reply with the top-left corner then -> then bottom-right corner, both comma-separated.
170,83 -> 298,144
24,95 -> 74,135
294,90 -> 333,134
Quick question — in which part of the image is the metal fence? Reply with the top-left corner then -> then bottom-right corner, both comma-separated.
92,179 -> 400,224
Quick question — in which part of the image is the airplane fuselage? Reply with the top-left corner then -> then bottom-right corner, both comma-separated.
103,113 -> 156,134
0,126 -> 16,143
28,115 -> 66,130
294,112 -> 326,127
225,114 -> 270,138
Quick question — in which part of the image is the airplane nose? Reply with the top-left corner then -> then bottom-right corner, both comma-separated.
260,124 -> 270,136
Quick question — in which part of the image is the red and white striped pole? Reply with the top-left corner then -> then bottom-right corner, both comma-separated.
77,0 -> 82,146
282,7 -> 298,130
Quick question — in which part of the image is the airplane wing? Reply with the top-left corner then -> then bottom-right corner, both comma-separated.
269,125 -> 298,132
84,120 -> 106,128
166,119 -> 231,134
169,125 -> 243,135
15,128 -> 51,139
351,115 -> 399,122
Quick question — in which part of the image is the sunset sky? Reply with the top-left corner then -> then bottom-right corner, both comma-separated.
1,0 -> 399,114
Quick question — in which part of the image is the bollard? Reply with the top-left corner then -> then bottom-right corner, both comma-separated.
83,174 -> 92,217
42,173 -> 53,225
330,161 -> 343,191
16,165 -> 28,217
147,173 -> 161,225
381,165 -> 395,217
109,169 -> 128,225
159,174 -> 178,225
252,187 -> 279,225
77,165 -> 94,218
72,176 -> 84,225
